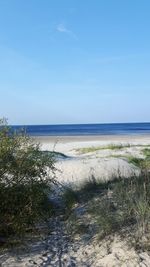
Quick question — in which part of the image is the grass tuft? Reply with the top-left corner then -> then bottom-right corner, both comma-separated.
127,156 -> 144,167
142,148 -> 150,158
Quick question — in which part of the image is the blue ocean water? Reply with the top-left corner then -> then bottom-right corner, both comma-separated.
11,123 -> 150,136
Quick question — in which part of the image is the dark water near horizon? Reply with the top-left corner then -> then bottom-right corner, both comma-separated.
11,123 -> 150,136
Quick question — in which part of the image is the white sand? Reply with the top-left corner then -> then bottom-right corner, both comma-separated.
33,135 -> 150,155
33,135 -> 150,187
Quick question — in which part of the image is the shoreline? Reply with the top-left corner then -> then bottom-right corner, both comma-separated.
33,134 -> 150,144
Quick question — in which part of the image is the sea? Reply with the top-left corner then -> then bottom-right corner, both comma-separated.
11,123 -> 150,136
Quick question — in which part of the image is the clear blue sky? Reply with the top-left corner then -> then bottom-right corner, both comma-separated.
0,0 -> 150,125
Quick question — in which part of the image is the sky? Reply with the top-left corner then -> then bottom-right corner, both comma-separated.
0,0 -> 150,125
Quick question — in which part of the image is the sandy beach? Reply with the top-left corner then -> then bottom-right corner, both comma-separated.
33,134 -> 150,153
34,134 -> 150,143
1,134 -> 150,267
33,135 -> 150,187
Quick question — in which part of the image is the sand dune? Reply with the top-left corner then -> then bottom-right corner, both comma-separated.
33,135 -> 150,187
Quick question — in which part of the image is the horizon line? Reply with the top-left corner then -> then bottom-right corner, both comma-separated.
10,121 -> 150,127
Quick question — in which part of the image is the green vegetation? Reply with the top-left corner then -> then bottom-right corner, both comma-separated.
106,144 -> 131,150
142,148 -> 150,158
77,144 -> 150,155
1,117 -> 150,251
127,156 -> 144,167
76,146 -> 103,154
88,174 -> 150,242
76,144 -> 131,154
65,172 -> 150,248
0,119 -> 55,240
125,148 -> 150,170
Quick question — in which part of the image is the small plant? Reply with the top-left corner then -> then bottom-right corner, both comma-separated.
127,156 -> 144,167
143,148 -> 150,157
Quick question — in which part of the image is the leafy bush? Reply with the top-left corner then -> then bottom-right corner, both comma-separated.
0,119 -> 55,238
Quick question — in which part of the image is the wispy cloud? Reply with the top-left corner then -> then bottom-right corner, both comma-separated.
56,23 -> 78,40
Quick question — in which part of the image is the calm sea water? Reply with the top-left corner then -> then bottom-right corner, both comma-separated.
11,123 -> 150,136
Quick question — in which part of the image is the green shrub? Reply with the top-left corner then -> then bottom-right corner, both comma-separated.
0,119 -> 55,238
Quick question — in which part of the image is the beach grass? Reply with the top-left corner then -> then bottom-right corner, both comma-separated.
76,144 -> 150,155
65,172 -> 150,248
76,144 -> 132,154
88,174 -> 150,242
126,156 -> 145,167
142,148 -> 150,158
